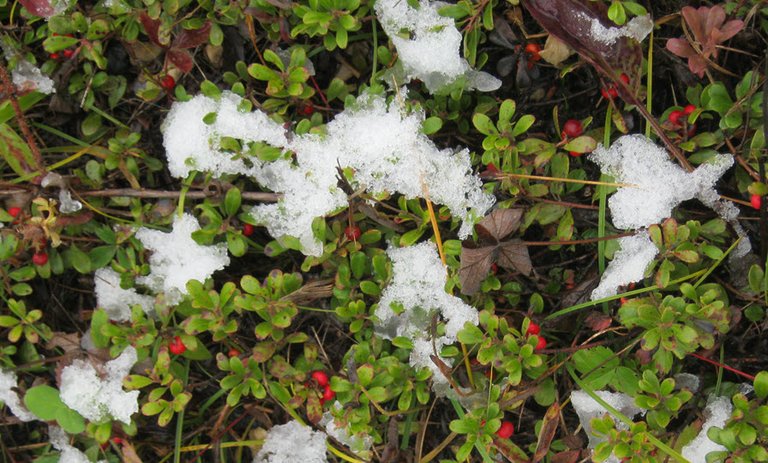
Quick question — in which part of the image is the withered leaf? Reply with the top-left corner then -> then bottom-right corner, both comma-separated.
533,402 -> 561,463
138,12 -> 162,47
173,22 -> 212,49
476,208 -> 523,244
584,311 -> 613,332
497,239 -> 533,275
459,246 -> 495,295
166,49 -> 194,73
46,331 -> 81,354
551,450 -> 581,463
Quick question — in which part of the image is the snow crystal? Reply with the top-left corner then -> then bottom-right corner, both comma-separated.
581,13 -> 653,46
11,59 -> 55,94
162,92 -> 494,256
591,232 -> 658,300
136,213 -> 230,304
375,242 -> 479,393
49,426 -> 107,463
252,420 -> 327,463
571,390 -> 645,462
320,406 -> 372,457
681,396 -> 732,462
59,346 -> 139,425
94,268 -> 154,322
674,373 -> 701,393
374,0 -> 500,92
0,368 -> 35,421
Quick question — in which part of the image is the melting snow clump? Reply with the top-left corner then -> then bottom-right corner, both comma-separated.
375,242 -> 479,393
591,232 -> 658,300
252,420 -> 327,463
94,268 -> 155,322
681,396 -> 732,462
11,59 -> 55,94
162,92 -> 494,256
49,425 -> 107,463
0,368 -> 35,421
59,346 -> 139,425
136,213 -> 230,304
580,13 -> 654,46
571,390 -> 645,463
374,0 -> 500,92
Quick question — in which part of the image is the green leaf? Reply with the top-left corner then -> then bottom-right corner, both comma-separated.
457,323 -> 485,344
66,245 -> 91,274
24,385 -> 64,420
422,116 -> 443,135
472,113 -> 497,136
511,114 -> 535,137
356,364 -> 374,387
755,371 -> 768,399
55,406 -> 86,434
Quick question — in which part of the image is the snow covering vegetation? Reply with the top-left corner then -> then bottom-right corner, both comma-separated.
252,420 -> 328,463
320,407 -> 372,457
59,346 -> 139,425
374,242 -> 479,393
590,232 -> 658,300
135,213 -> 230,304
10,59 -> 55,94
0,368 -> 35,421
94,268 -> 154,322
374,0 -> 500,92
162,91 -> 494,256
49,425 -> 106,463
581,13 -> 654,46
681,396 -> 732,462
570,390 -> 645,462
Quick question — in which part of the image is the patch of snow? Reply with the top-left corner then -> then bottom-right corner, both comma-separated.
591,232 -> 658,300
11,59 -> 55,94
374,242 -> 479,393
674,373 -> 700,393
94,268 -> 155,322
320,405 -> 372,457
59,346 -> 139,425
136,213 -> 230,304
374,0 -> 500,92
49,425 -> 107,463
581,13 -> 653,46
681,396 -> 732,462
0,368 -> 36,421
252,420 -> 327,463
571,390 -> 645,463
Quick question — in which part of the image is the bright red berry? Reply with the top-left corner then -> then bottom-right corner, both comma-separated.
169,336 -> 186,355
227,348 -> 240,357
526,322 -> 541,335
683,104 -> 696,115
569,151 -> 582,158
310,370 -> 329,387
668,110 -> 684,126
524,43 -> 541,61
344,225 -> 361,241
601,86 -> 618,99
496,421 -> 514,439
7,207 -> 21,218
63,49 -> 74,59
534,336 -> 547,351
111,437 -> 124,445
751,194 -> 762,210
243,223 -> 255,237
32,252 -> 48,266
562,119 -> 583,138
321,384 -> 335,402
49,53 -> 59,60
619,73 -> 630,85
161,75 -> 175,90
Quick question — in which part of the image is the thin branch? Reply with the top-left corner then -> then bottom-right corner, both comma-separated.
77,188 -> 280,202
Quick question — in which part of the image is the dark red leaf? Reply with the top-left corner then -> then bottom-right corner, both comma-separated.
166,49 -> 194,73
584,312 -> 613,332
459,245 -> 496,295
173,21 -> 212,49
19,0 -> 54,17
551,450 -> 581,463
138,12 -> 162,46
497,239 -> 532,275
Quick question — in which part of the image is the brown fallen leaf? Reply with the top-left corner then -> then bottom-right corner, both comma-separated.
46,331 -> 81,355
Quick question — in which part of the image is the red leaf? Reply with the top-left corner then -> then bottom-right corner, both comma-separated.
19,0 -> 54,17
173,21 -> 212,49
166,49 -> 194,73
139,12 -> 162,46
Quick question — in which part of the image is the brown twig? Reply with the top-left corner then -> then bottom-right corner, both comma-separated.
76,188 -> 280,202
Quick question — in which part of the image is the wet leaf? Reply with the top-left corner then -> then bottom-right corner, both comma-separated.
173,21 -> 211,49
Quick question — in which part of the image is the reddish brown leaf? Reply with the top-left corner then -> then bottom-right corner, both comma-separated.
305,394 -> 323,425
533,402 -> 561,463
46,331 -> 81,354
459,245 -> 495,295
19,0 -> 54,18
584,312 -> 612,332
492,435 -> 530,463
173,21 -> 212,49
476,208 -> 523,243
551,450 -> 581,463
138,12 -> 162,46
166,49 -> 194,73
497,239 -> 532,275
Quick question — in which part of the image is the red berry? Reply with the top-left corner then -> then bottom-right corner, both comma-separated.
683,104 -> 696,115
63,49 -> 74,59
49,53 -> 59,60
490,263 -> 498,274
601,86 -> 618,99
751,194 -> 762,210
243,223 -> 255,237
569,151 -> 582,158
562,119 -> 583,138
300,104 -> 315,116
111,437 -> 124,445
7,207 -> 21,218
344,225 -> 361,241
169,336 -> 186,355
321,384 -> 335,402
619,73 -> 630,85
161,75 -> 175,90
534,336 -> 547,351
526,322 -> 541,335
620,297 -> 628,305
668,110 -> 684,126
496,421 -> 514,438
310,370 -> 329,387
32,252 -> 48,266
227,348 -> 240,357
524,43 -> 541,55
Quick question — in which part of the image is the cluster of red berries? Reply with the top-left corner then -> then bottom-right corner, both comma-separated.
527,321 -> 547,351
600,73 -> 630,100
344,225 -> 361,241
668,104 -> 696,126
169,336 -> 186,355
310,370 -> 335,404
49,34 -> 76,60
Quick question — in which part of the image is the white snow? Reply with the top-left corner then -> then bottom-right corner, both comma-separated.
681,396 -> 732,462
135,213 -> 230,304
0,368 -> 36,421
11,59 -> 55,94
375,242 -> 479,393
59,346 -> 139,425
590,232 -> 658,300
374,0 -> 500,92
581,13 -> 653,46
162,92 -> 494,256
252,420 -> 327,463
571,390 -> 645,463
49,425 -> 107,463
320,405 -> 372,457
94,268 -> 155,322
